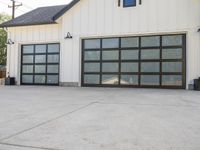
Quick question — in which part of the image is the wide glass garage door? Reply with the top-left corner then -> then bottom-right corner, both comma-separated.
21,44 -> 60,85
82,34 -> 186,88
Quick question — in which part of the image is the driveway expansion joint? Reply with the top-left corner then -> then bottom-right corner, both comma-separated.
0,101 -> 99,142
0,142 -> 63,150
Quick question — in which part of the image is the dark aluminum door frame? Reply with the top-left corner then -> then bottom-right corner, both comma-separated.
81,34 -> 186,89
20,43 -> 60,86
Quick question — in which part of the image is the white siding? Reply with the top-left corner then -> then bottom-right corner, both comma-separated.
61,0 -> 200,35
7,0 -> 200,88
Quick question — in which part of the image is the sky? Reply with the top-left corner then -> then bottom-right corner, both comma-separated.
0,0 -> 72,17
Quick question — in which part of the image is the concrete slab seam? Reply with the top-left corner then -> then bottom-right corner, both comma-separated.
0,142 -> 62,150
0,102 -> 99,141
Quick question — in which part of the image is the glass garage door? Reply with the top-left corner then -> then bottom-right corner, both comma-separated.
21,44 -> 60,85
82,34 -> 186,88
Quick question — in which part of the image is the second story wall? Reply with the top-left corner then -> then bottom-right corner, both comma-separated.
61,0 -> 200,36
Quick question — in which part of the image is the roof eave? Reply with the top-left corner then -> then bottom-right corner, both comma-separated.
0,22 -> 57,28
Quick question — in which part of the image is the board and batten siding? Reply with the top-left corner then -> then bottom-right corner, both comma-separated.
6,0 -> 200,88
59,0 -> 200,88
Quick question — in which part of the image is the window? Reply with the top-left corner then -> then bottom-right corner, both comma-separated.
123,0 -> 136,7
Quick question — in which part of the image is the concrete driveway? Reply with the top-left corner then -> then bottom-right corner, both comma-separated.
0,86 -> 200,150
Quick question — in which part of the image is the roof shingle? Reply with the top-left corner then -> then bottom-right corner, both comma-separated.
0,0 -> 80,27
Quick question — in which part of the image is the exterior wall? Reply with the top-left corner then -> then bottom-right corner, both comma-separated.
7,24 -> 61,85
6,0 -> 200,88
60,0 -> 200,88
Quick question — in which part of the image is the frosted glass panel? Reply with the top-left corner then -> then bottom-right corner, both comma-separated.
120,75 -> 138,85
23,56 -> 33,63
102,51 -> 119,60
141,49 -> 160,60
121,37 -> 139,48
35,65 -> 46,73
35,45 -> 46,53
162,75 -> 182,86
47,65 -> 59,73
22,65 -> 33,73
162,35 -> 182,46
84,51 -> 100,60
48,44 -> 59,53
121,50 -> 139,60
47,75 -> 59,84
35,55 -> 46,63
84,63 -> 100,72
84,39 -> 100,49
35,75 -> 46,84
102,63 -> 119,72
141,62 -> 160,72
23,45 -> 34,54
22,75 -> 33,83
141,75 -> 160,85
162,48 -> 182,59
84,75 -> 100,84
102,38 -> 119,48
162,62 -> 182,72
121,63 -> 138,72
141,36 -> 160,47
102,75 -> 119,85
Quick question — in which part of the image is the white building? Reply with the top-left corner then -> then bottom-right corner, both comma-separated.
1,0 -> 200,89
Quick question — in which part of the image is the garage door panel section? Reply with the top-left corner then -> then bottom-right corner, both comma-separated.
82,34 -> 186,89
21,43 -> 60,85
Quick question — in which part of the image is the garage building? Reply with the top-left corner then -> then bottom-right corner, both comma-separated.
0,0 -> 200,89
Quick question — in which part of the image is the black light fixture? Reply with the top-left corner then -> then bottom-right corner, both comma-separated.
118,0 -> 121,7
65,32 -> 73,39
198,28 -> 200,32
139,0 -> 142,5
7,39 -> 14,45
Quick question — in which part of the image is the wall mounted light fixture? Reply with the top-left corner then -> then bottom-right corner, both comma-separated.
7,39 -> 14,45
198,28 -> 200,32
118,0 -> 120,7
64,32 -> 73,39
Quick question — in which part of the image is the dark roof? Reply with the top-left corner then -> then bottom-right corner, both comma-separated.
0,0 -> 80,27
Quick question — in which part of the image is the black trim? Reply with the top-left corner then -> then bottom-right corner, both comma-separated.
81,34 -> 186,89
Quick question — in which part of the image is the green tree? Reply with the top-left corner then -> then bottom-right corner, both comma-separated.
0,13 -> 11,65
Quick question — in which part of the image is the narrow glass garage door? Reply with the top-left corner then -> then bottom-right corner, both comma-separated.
21,44 -> 60,85
82,34 -> 186,88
